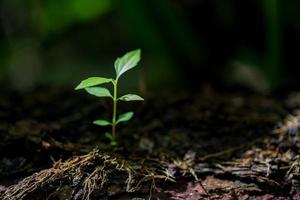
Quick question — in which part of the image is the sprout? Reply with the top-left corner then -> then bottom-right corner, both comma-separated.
75,49 -> 143,145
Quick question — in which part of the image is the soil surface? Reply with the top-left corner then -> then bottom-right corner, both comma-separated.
0,87 -> 300,199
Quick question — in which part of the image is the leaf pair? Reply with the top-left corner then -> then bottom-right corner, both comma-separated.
104,132 -> 118,146
93,112 -> 133,126
84,89 -> 144,102
75,77 -> 113,100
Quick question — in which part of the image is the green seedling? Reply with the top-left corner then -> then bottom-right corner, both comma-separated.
75,49 -> 144,145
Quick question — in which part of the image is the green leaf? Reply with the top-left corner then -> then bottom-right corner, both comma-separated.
118,94 -> 144,101
114,49 -> 141,79
93,119 -> 111,126
85,87 -> 112,98
105,132 -> 113,140
110,140 -> 118,146
75,77 -> 112,90
116,112 -> 134,124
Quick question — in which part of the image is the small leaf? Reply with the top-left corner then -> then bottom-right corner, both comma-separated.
116,112 -> 134,124
85,87 -> 112,98
110,140 -> 118,146
114,49 -> 141,79
105,132 -> 113,140
75,77 -> 112,90
118,94 -> 144,101
93,120 -> 111,126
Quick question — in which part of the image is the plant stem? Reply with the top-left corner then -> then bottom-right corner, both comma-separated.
112,80 -> 118,138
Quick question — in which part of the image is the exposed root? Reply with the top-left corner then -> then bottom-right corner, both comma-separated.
1,149 -> 167,200
287,155 -> 300,179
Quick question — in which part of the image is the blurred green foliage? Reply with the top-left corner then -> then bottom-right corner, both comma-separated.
0,0 -> 299,92
41,0 -> 111,34
263,0 -> 281,88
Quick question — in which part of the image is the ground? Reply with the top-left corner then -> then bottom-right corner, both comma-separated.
0,87 -> 299,199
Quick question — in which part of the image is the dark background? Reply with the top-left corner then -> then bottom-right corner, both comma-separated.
0,0 -> 299,94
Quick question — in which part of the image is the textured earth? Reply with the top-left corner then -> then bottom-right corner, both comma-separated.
0,88 -> 300,199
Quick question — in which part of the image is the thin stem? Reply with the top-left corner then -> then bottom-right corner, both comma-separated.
112,80 -> 118,138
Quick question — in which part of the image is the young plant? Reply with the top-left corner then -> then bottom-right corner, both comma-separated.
75,49 -> 144,145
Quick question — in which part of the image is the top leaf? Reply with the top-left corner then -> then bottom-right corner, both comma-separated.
75,77 -> 112,90
114,49 -> 141,79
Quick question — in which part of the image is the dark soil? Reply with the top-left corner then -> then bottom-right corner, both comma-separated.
0,87 -> 300,199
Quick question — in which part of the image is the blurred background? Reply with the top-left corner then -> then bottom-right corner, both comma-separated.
0,0 -> 299,94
